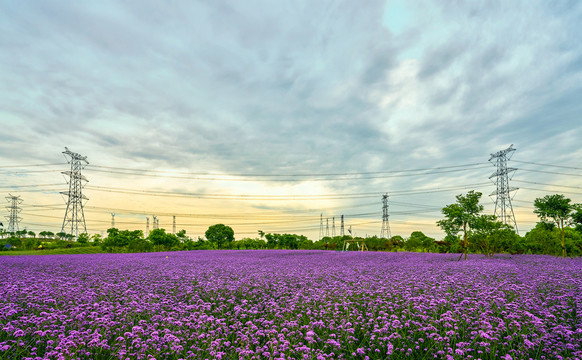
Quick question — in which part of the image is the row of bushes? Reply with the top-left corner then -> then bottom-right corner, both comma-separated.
2,222 -> 582,257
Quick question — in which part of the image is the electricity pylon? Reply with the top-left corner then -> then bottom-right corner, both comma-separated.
489,145 -> 519,234
5,194 -> 22,233
319,214 -> 324,240
381,193 -> 391,239
61,147 -> 89,236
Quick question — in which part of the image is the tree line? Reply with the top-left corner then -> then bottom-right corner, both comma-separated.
2,193 -> 581,257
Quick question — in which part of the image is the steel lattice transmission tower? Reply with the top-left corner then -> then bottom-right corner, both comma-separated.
319,214 -> 324,240
381,193 -> 391,239
489,144 -> 519,234
5,194 -> 23,233
61,147 -> 89,236
340,215 -> 345,236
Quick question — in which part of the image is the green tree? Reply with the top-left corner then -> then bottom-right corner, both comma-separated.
205,224 -> 234,249
56,232 -> 67,240
91,233 -> 103,245
176,229 -> 190,242
534,194 -> 577,257
148,228 -> 179,250
77,233 -> 90,244
437,190 -> 484,260
27,231 -> 36,238
572,204 -> 582,234
470,214 -> 512,256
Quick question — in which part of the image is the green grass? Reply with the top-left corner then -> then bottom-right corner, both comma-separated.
0,246 -> 106,256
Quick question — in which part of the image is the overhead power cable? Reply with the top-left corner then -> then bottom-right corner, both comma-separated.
517,168 -> 582,177
1,162 -> 491,181
512,179 -> 582,190
511,160 -> 582,171
0,163 -> 62,168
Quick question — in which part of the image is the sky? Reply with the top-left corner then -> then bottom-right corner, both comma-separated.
1,0 -> 581,240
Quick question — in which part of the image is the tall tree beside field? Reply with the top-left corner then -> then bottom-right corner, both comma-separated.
534,194 -> 578,257
205,224 -> 234,249
572,204 -> 582,234
437,190 -> 484,260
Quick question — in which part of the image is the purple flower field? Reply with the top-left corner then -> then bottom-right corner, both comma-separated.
1,251 -> 581,360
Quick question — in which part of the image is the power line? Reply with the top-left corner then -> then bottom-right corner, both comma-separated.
511,160 -> 582,171
512,179 -> 582,190
87,162 -> 489,176
517,168 -> 582,177
2,163 -> 491,181
0,163 -> 62,168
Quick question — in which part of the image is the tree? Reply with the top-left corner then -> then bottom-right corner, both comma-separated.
534,194 -> 577,257
437,190 -> 484,260
205,224 -> 234,249
91,233 -> 103,245
176,229 -> 190,242
148,228 -> 179,250
77,233 -> 90,244
572,204 -> 582,234
27,231 -> 36,238
470,214 -> 512,256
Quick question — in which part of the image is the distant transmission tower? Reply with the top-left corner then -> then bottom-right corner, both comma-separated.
5,194 -> 22,233
332,217 -> 336,237
489,144 -> 519,233
111,213 -> 115,229
146,217 -> 150,236
152,215 -> 159,229
325,218 -> 329,237
340,215 -> 345,236
61,147 -> 89,236
319,214 -> 324,240
381,193 -> 391,239
172,216 -> 176,234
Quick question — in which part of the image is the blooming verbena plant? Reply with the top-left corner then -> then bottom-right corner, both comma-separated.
1,251 -> 581,359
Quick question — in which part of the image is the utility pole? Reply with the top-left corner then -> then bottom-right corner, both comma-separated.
146,217 -> 150,237
489,144 -> 519,233
5,194 -> 22,233
332,217 -> 336,237
111,213 -> 115,229
172,216 -> 176,234
381,193 -> 391,239
61,147 -> 89,237
340,215 -> 345,237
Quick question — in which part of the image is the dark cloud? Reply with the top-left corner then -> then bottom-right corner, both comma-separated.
0,0 -> 581,237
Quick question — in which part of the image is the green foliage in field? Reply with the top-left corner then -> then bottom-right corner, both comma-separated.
1,193 -> 582,256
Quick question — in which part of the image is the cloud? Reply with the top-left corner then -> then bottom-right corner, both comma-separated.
0,0 -> 581,238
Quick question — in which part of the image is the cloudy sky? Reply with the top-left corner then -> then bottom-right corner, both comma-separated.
1,0 -> 581,240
